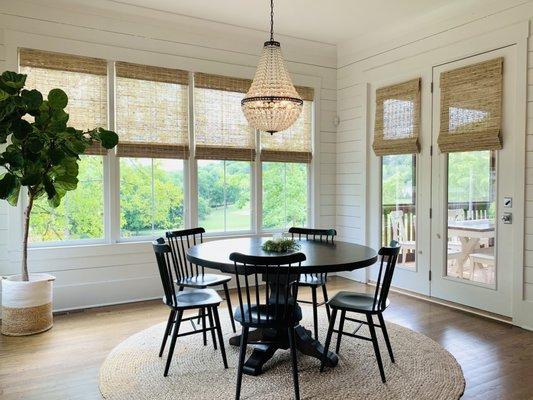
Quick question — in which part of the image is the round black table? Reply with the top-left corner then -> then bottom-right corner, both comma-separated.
186,237 -> 377,376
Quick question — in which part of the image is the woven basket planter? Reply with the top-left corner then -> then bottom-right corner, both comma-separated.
1,273 -> 55,336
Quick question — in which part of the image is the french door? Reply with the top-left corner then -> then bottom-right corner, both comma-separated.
430,47 -> 517,316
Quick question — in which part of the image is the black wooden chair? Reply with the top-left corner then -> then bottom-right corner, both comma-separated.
166,227 -> 236,333
229,251 -> 306,400
289,227 -> 337,340
320,242 -> 401,383
153,240 -> 228,377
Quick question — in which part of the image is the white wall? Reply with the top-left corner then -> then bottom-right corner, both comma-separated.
337,2 -> 533,329
0,0 -> 336,311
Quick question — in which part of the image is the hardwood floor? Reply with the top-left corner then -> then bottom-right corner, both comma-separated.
1,276 -> 532,400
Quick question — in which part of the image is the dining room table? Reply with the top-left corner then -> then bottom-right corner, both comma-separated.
186,236 -> 378,376
447,218 -> 495,277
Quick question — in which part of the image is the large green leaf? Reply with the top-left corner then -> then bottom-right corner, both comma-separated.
3,145 -> 23,169
0,72 -> 26,94
96,128 -> 119,149
21,89 -> 43,111
55,174 -> 78,191
0,89 -> 10,102
48,88 -> 68,110
6,182 -> 21,206
0,173 -> 17,200
25,134 -> 46,153
11,119 -> 32,140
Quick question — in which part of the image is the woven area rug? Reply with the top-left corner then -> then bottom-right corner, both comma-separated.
99,308 -> 465,400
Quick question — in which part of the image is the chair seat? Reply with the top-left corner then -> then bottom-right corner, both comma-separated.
298,274 -> 327,286
165,288 -> 222,310
328,291 -> 389,313
234,303 -> 302,327
176,273 -> 231,288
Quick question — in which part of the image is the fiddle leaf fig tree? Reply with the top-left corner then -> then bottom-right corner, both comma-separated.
0,71 -> 118,281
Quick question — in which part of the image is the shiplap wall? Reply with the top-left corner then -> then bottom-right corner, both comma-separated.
0,1 -> 336,311
337,3 -> 533,328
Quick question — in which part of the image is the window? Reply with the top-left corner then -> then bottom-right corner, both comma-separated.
260,88 -> 313,230
262,162 -> 308,230
381,154 -> 416,268
115,62 -> 189,238
29,156 -> 105,243
18,48 -> 316,244
120,158 -> 185,238
194,73 -> 255,232
198,160 -> 251,232
20,49 -> 108,244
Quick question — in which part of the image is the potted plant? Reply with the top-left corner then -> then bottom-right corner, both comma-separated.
0,71 -> 118,336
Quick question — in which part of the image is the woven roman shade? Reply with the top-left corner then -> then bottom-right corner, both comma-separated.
19,48 -> 108,156
194,73 -> 256,161
438,58 -> 503,153
372,78 -> 421,156
115,62 -> 189,159
260,98 -> 313,163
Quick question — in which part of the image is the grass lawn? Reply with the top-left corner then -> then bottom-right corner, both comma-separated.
199,203 -> 250,232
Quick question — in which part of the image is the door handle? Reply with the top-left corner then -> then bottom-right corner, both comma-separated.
501,212 -> 512,224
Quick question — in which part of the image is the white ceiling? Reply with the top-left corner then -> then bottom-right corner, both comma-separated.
107,0 -> 478,45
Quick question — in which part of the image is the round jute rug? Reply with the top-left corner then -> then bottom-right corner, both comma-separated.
99,308 -> 465,400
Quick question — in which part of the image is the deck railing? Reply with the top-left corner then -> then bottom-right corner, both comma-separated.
381,201 -> 491,248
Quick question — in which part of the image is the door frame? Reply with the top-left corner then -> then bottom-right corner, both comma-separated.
429,45 -> 519,316
363,21 -> 528,324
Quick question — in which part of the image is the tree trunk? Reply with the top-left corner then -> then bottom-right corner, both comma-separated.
21,192 -> 34,282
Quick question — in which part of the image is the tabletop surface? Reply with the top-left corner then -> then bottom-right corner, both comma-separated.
448,219 -> 495,232
186,237 -> 378,273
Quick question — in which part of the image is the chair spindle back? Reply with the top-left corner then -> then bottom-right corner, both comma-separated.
229,252 -> 306,327
153,239 -> 178,308
289,227 -> 336,282
372,240 -> 401,311
166,227 -> 205,281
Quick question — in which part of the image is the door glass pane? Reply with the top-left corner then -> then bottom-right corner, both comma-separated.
381,155 -> 416,269
446,151 -> 496,285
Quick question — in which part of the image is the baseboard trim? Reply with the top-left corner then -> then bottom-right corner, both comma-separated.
369,281 -> 513,325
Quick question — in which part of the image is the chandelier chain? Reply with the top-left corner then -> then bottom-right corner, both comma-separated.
270,0 -> 274,41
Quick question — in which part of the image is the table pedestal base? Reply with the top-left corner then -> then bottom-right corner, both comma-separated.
229,324 -> 338,376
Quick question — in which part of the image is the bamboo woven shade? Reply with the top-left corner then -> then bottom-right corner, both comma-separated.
438,58 -> 503,153
194,73 -> 256,161
372,78 -> 421,156
260,99 -> 313,163
115,62 -> 189,159
19,49 -> 108,156
295,86 -> 314,102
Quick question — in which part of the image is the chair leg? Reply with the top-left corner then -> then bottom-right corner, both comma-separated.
207,306 -> 217,350
335,310 -> 346,354
235,326 -> 249,400
164,310 -> 183,377
321,284 -> 331,322
201,307 -> 207,346
311,286 -> 319,340
159,309 -> 176,357
320,308 -> 337,372
367,313 -> 386,383
223,283 -> 237,333
377,313 -> 394,363
288,326 -> 300,400
212,306 -> 228,369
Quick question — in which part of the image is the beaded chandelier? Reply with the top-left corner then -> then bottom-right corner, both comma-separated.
241,0 -> 303,134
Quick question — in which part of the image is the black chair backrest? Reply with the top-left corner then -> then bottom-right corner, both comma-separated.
288,227 -> 337,243
289,227 -> 336,282
153,240 -> 178,308
166,227 -> 205,281
229,252 -> 306,326
372,241 -> 401,311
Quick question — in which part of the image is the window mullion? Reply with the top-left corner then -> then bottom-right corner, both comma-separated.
106,60 -> 120,243
187,71 -> 197,229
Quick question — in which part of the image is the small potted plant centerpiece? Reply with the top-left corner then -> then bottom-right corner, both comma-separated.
0,71 -> 118,336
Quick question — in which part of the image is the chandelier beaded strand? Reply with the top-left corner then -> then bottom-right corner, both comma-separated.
241,0 -> 303,134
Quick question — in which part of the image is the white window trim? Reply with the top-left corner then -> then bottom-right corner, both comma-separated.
7,40 -> 318,250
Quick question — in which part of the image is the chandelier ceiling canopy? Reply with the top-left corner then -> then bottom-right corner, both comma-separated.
241,0 -> 303,134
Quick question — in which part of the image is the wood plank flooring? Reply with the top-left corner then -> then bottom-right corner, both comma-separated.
1,277 -> 532,400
